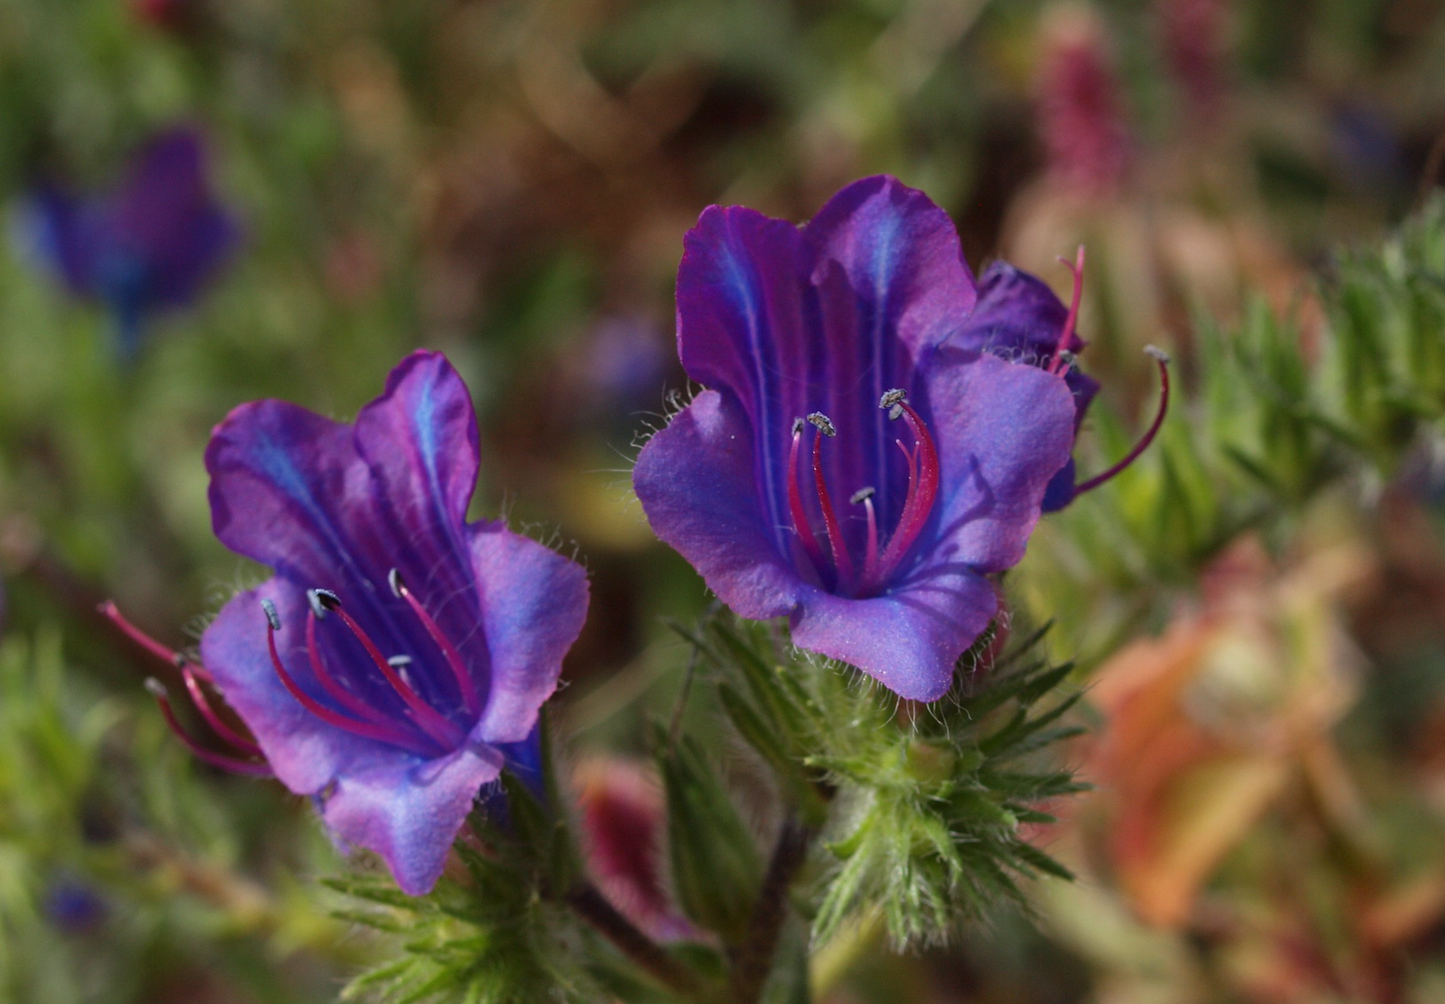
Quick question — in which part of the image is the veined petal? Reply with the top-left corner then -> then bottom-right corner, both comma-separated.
634,390 -> 803,619
803,176 -> 978,359
321,742 -> 504,895
206,398 -> 370,587
675,206 -> 812,550
790,572 -> 999,702
921,351 -> 1077,573
469,523 -> 590,745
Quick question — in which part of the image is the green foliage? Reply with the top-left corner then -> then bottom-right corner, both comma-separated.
681,615 -> 1083,951
653,726 -> 764,944
332,778 -> 599,1004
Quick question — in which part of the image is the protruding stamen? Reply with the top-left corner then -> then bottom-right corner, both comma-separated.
809,413 -> 855,588
261,598 -> 281,631
387,655 -> 412,667
263,602 -> 431,752
181,667 -> 263,757
786,419 -> 828,579
100,600 -> 182,667
870,396 -> 941,589
879,388 -> 907,410
145,678 -> 272,776
322,596 -> 466,747
1047,245 -> 1086,374
388,568 -> 480,718
1073,346 -> 1171,497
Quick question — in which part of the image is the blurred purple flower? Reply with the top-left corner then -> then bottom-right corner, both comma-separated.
44,878 -> 107,934
116,351 -> 589,894
29,126 -> 238,356
633,176 -> 1080,701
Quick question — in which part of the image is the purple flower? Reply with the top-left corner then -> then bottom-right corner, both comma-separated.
116,351 -> 589,894
633,176 -> 1083,702
30,126 -> 238,355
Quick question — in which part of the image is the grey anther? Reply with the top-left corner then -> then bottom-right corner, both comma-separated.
307,588 -> 341,618
388,568 -> 406,598
879,388 -> 907,409
1144,344 -> 1171,363
261,598 -> 281,631
387,655 -> 413,668
850,487 -> 876,504
791,417 -> 806,436
806,412 -> 837,437
888,404 -> 904,420
172,652 -> 189,669
144,677 -> 168,698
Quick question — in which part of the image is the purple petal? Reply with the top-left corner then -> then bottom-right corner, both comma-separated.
206,399 -> 369,588
468,523 -> 590,745
961,261 -> 1072,361
674,206 -> 811,553
321,742 -> 503,895
920,351 -> 1077,573
790,572 -> 999,702
803,176 -> 978,359
633,390 -> 803,619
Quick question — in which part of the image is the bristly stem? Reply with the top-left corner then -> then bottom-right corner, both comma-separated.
566,882 -> 703,999
729,818 -> 815,1004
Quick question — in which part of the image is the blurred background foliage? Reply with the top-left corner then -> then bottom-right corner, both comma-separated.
1,0 -> 1444,1000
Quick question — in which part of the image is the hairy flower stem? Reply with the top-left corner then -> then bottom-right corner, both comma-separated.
565,881 -> 702,999
729,818 -> 816,1004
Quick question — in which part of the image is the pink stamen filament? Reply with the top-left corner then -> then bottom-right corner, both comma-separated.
99,600 -> 184,668
811,428 -> 855,589
181,668 -> 263,757
869,400 -> 941,590
1047,245 -> 1086,375
391,574 -> 480,718
265,616 -> 433,753
147,680 -> 272,777
786,422 -> 829,579
325,602 -> 467,748
1073,347 -> 1171,496
305,608 -> 400,728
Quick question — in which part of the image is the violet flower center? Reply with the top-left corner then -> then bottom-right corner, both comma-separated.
785,388 -> 941,598
260,569 -> 482,758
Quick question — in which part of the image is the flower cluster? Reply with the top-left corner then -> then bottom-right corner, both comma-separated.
30,126 -> 237,356
113,174 -> 1160,900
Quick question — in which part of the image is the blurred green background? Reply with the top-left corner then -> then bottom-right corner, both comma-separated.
2,0 -> 1445,1001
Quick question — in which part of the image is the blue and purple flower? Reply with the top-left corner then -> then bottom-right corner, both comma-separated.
111,351 -> 589,894
634,176 -> 1094,701
29,126 -> 238,356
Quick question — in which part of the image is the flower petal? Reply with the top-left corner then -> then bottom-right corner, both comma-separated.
674,206 -> 811,551
790,572 -> 999,701
321,742 -> 504,895
634,390 -> 803,619
206,398 -> 370,587
803,176 -> 978,359
921,351 -> 1077,573
28,186 -> 103,296
469,523 -> 590,745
